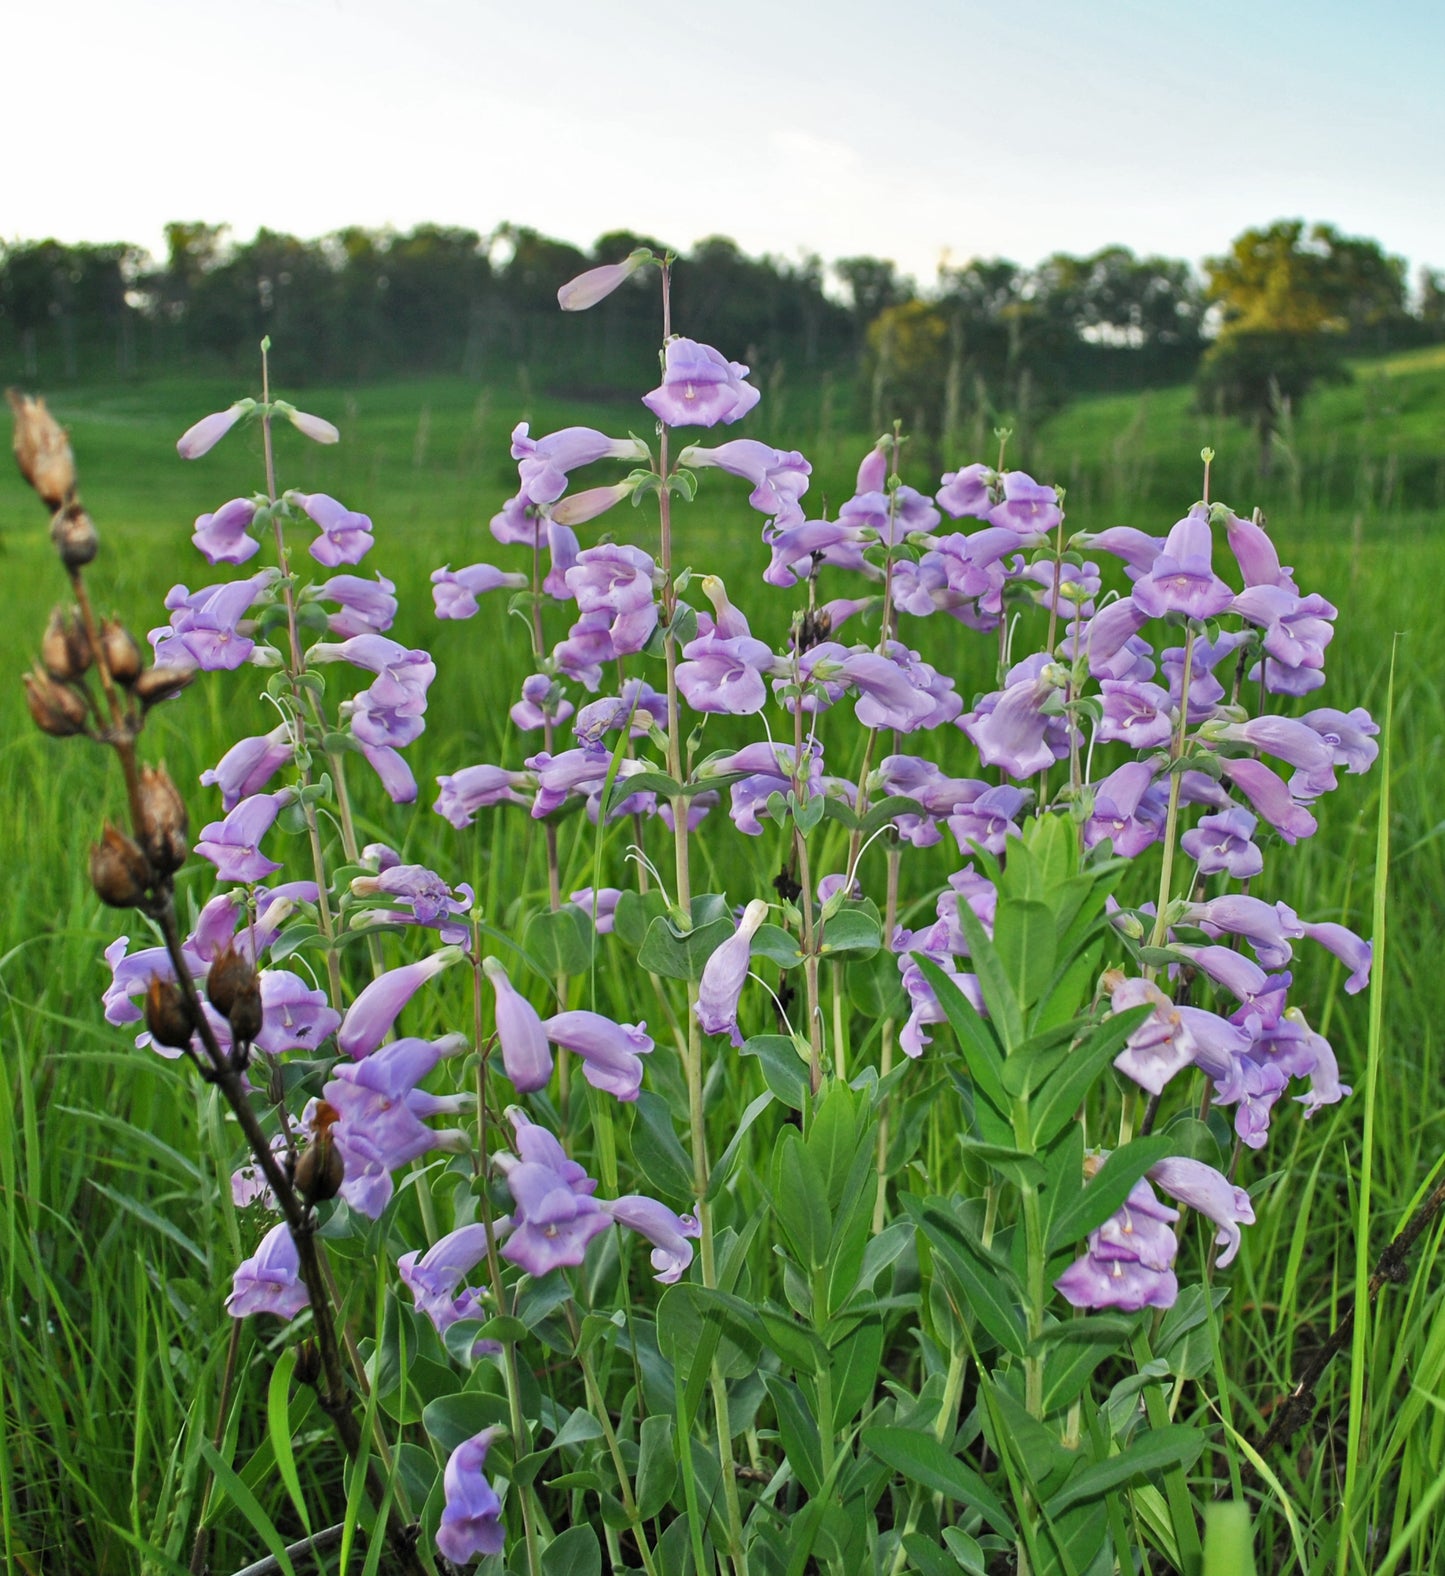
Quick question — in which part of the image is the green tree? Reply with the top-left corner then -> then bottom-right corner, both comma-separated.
1197,220 -> 1407,465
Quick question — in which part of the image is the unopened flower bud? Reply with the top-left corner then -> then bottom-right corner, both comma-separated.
99,618 -> 142,685
7,389 -> 76,507
207,944 -> 262,1043
136,764 -> 189,875
23,665 -> 88,736
145,974 -> 196,1050
133,664 -> 195,706
50,501 -> 98,568
90,823 -> 152,907
41,606 -> 91,680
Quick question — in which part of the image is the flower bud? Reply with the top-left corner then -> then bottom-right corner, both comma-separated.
41,606 -> 92,681
136,764 -> 189,875
23,665 -> 88,736
145,974 -> 196,1050
133,664 -> 195,707
50,501 -> 98,568
7,389 -> 76,507
207,943 -> 262,1043
99,619 -> 142,685
90,823 -> 152,907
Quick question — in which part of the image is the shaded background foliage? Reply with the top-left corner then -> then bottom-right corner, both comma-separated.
6,216 -> 1441,453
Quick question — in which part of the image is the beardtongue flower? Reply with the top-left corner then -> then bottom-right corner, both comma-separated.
989,471 -> 1062,535
290,491 -> 374,567
677,631 -> 778,714
935,462 -> 994,520
602,1195 -> 700,1283
539,1010 -> 653,1101
398,1223 -> 491,1334
195,789 -> 295,883
252,970 -> 342,1055
1130,503 -> 1236,620
150,569 -> 278,671
337,948 -> 463,1058
1055,1178 -> 1180,1312
1180,807 -> 1264,880
324,1035 -> 469,1216
436,1430 -> 506,1563
431,562 -> 529,620
177,402 -> 250,460
227,1222 -> 309,1320
1147,1156 -> 1256,1267
558,248 -> 653,311
284,407 -> 340,445
192,497 -> 259,564
510,423 -> 649,507
642,338 -> 760,428
695,899 -> 769,1046
678,439 -> 812,527
200,724 -> 295,811
484,957 -> 553,1092
493,1137 -> 609,1276
317,572 -> 398,636
434,764 -> 535,828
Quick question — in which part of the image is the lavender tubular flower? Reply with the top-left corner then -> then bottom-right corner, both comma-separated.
484,958 -> 553,1092
337,949 -> 462,1058
227,1222 -> 309,1320
603,1195 -> 700,1283
194,789 -> 294,883
1055,1179 -> 1179,1313
318,572 -> 398,636
540,1010 -> 652,1101
398,1223 -> 491,1333
511,423 -> 649,506
642,338 -> 760,428
1130,504 -> 1235,620
434,764 -> 534,828
437,1430 -> 505,1562
431,562 -> 527,620
290,491 -> 374,566
678,439 -> 812,527
200,724 -> 295,810
558,248 -> 652,310
1147,1157 -> 1255,1268
695,899 -> 768,1046
192,497 -> 259,564
177,402 -> 248,460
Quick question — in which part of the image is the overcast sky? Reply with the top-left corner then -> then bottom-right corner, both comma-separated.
10,0 -> 1444,288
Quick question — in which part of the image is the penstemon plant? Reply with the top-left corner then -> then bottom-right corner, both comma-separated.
11,242 -> 1382,1576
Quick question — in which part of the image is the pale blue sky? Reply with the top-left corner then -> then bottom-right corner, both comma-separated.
10,0 -> 1444,287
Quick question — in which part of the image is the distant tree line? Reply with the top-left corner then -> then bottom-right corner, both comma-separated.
2,218 -> 1441,439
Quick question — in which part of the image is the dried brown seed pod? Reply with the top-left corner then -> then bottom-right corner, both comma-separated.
145,974 -> 196,1050
293,1339 -> 322,1388
207,943 -> 262,1043
89,823 -> 152,908
49,501 -> 99,568
8,389 -> 76,508
295,1101 -> 344,1206
136,764 -> 189,875
41,607 -> 92,681
98,618 -> 142,685
23,665 -> 88,736
132,664 -> 194,706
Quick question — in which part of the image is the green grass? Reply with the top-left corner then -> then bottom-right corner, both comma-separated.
0,352 -> 1441,1572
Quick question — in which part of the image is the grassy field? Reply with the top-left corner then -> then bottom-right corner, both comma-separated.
0,347 -> 1441,1573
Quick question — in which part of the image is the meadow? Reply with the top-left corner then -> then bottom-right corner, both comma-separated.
0,342 -> 1442,1575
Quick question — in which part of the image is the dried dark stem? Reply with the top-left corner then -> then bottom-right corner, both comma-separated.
1248,1161 -> 1445,1471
